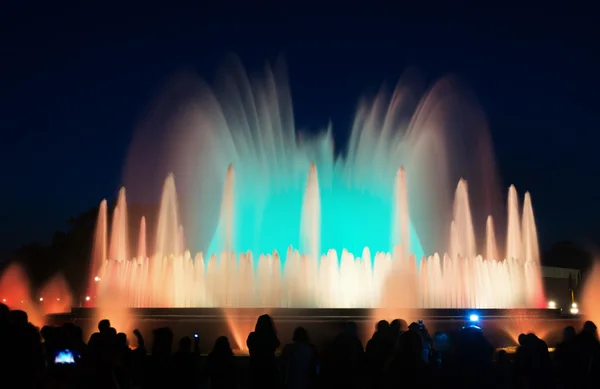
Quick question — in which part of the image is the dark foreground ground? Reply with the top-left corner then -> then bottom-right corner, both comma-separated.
46,307 -> 580,352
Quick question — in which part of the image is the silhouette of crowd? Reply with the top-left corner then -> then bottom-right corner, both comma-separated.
1,302 -> 600,388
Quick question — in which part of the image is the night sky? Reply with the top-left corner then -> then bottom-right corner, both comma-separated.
1,3 -> 599,260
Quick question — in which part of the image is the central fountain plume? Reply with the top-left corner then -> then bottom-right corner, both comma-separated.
88,58 -> 545,310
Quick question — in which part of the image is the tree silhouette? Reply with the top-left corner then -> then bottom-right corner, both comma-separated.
1,202 -> 160,298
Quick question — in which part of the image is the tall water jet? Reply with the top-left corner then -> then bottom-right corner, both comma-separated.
88,199 -> 107,299
300,163 -> 321,263
521,193 -> 539,264
522,192 -> 545,307
137,216 -> 147,260
178,225 -> 186,255
109,188 -> 129,262
485,216 -> 499,261
453,180 -> 476,260
217,165 -> 235,254
156,173 -> 182,258
506,185 -> 522,261
39,273 -> 73,315
393,167 -> 410,257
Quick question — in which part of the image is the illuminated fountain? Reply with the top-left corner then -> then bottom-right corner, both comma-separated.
88,168 -> 545,309
87,59 -> 545,310
0,263 -> 73,326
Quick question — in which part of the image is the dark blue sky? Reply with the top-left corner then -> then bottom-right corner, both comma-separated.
1,3 -> 599,258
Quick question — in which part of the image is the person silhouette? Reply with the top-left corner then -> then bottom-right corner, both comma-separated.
246,314 -> 280,389
206,336 -> 237,389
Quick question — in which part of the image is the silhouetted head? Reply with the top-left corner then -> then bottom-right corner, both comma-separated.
391,319 -> 408,334
74,325 -> 84,344
518,333 -> 527,346
9,309 -> 28,326
525,333 -> 538,345
397,330 -> 422,359
40,325 -> 53,342
563,325 -> 576,341
293,327 -> 309,344
376,320 -> 390,333
98,319 -> 111,333
210,336 -> 233,357
583,321 -> 597,334
255,314 -> 276,335
179,336 -> 192,353
152,327 -> 174,356
455,325 -> 492,360
344,321 -> 358,337
108,327 -> 117,337
408,322 -> 421,333
116,332 -> 128,348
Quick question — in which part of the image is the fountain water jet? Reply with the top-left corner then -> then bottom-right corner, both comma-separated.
0,263 -> 73,327
39,273 -> 73,316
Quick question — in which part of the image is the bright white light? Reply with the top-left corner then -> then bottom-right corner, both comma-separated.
2,299 -> 5,303
94,276 -> 101,282
85,296 -> 91,301
548,300 -> 556,309
469,314 -> 479,322
572,302 -> 578,308
39,297 -> 43,302
57,298 -> 61,301
570,307 -> 579,314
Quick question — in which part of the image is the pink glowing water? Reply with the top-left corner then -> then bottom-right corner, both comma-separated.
0,263 -> 73,327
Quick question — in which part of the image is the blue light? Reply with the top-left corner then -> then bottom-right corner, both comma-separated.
469,314 -> 479,322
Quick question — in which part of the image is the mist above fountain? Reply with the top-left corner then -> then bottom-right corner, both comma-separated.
88,58 -> 545,309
